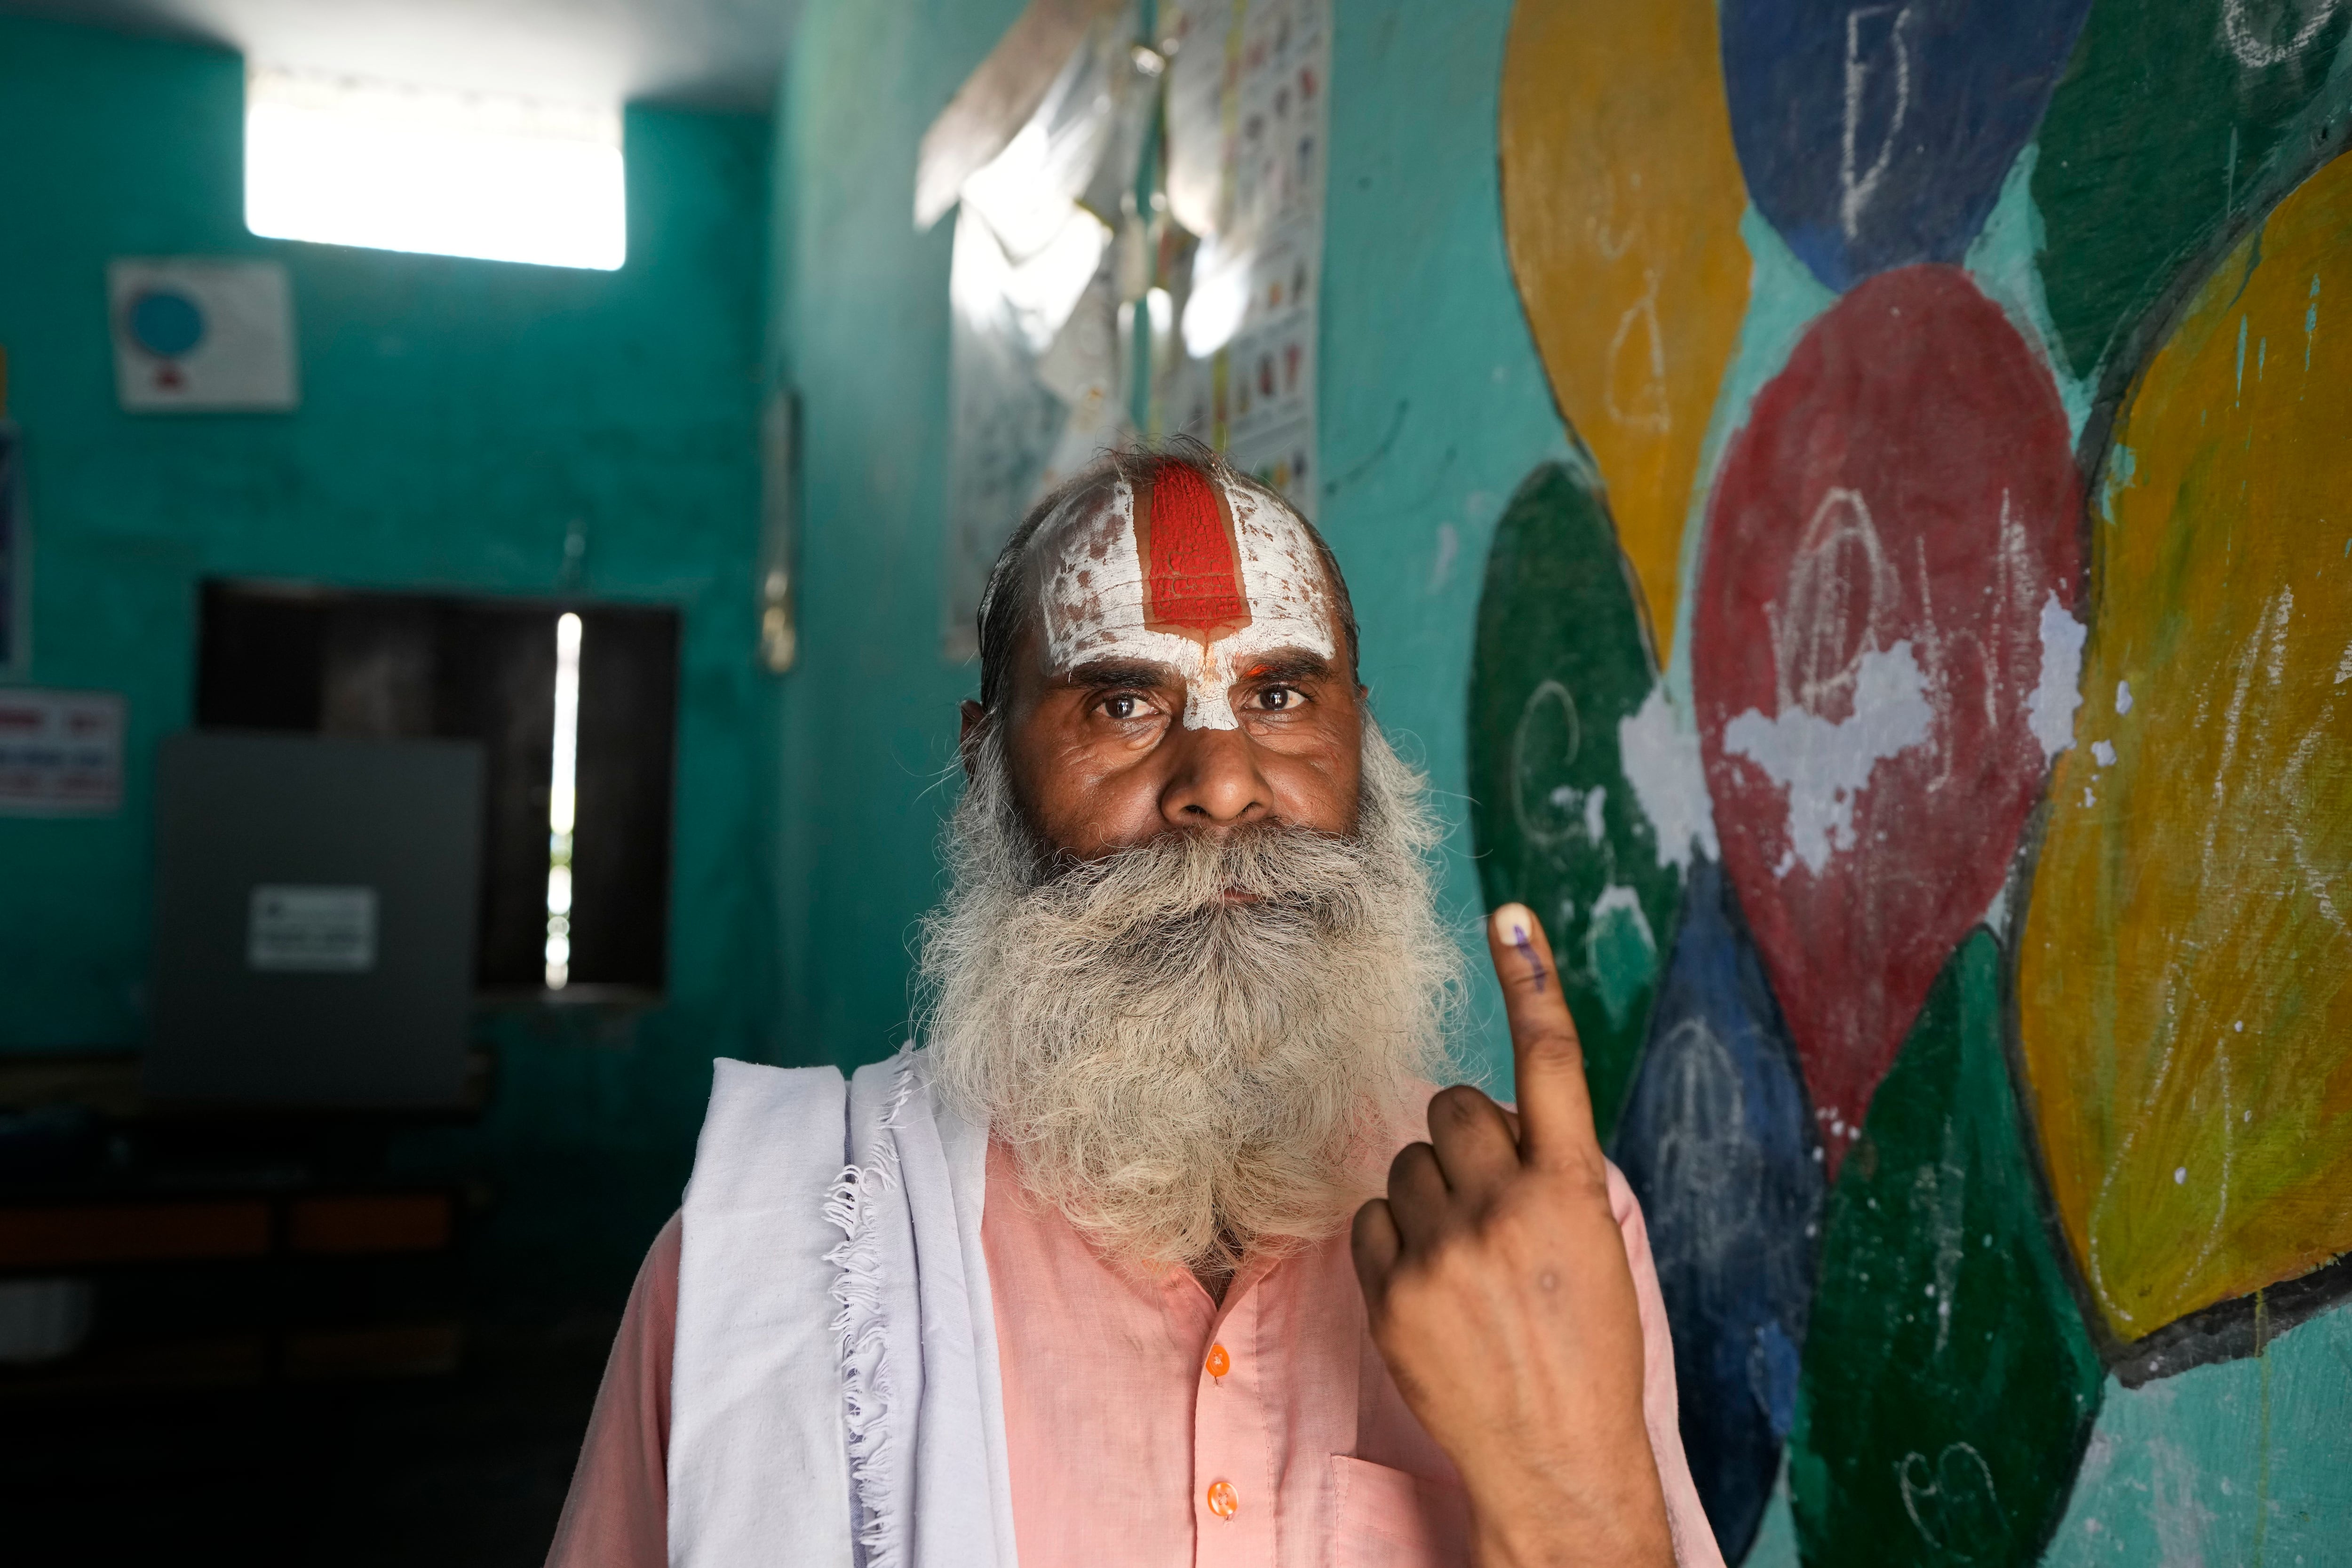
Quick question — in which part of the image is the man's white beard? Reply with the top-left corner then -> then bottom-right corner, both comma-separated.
921,722 -> 1463,1275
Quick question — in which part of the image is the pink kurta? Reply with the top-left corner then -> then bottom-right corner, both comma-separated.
546,1140 -> 1720,1568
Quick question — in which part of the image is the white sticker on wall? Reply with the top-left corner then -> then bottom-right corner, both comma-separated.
109,258 -> 299,413
0,689 -> 124,815
247,885 -> 378,972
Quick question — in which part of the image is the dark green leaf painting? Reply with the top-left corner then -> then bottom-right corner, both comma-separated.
1790,931 -> 2102,1567
2032,0 -> 2350,385
1469,458 -> 1681,1138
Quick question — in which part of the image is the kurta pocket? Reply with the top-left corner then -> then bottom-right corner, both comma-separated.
1326,1455 -> 1470,1568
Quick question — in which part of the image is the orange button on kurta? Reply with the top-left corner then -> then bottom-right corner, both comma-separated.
1203,1343 -> 1230,1379
1204,1479 -> 1238,1520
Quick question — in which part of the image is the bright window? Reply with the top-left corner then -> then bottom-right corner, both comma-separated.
545,612 -> 583,991
245,69 -> 625,271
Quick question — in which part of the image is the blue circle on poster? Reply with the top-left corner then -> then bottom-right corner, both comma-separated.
129,289 -> 206,358
1720,0 -> 2092,292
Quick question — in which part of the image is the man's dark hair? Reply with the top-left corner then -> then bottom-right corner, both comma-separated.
973,436 -> 1360,714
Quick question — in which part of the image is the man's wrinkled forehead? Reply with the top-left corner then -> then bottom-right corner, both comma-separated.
1027,464 -> 1337,728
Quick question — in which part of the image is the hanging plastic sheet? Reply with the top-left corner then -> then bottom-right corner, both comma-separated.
936,6 -> 1152,658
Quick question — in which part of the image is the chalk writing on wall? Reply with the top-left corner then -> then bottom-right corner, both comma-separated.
1497,0 -> 1751,649
1791,933 -> 2102,1566
1479,1 -> 2352,1561
1693,264 -> 2081,1176
1718,0 -> 2092,292
2032,0 -> 2352,387
2019,146 -> 2352,1353
1613,860 -> 1820,1561
1468,460 -> 1684,1139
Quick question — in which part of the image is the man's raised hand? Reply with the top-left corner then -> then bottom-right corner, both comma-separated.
1350,904 -> 1675,1568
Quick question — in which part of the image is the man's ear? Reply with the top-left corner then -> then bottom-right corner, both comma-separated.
958,700 -> 988,781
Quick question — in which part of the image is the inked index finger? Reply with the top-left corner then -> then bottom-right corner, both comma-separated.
1486,903 -> 1603,1177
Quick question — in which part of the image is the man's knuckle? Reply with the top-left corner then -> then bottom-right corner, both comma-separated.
1433,1084 -> 1494,1129
1425,1226 -> 1495,1288
1378,1266 -> 1436,1324
1520,1024 -> 1581,1065
1482,1196 -> 1539,1250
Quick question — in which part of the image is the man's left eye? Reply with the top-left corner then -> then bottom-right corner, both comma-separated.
1256,685 -> 1301,711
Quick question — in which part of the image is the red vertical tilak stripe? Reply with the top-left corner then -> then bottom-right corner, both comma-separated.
1141,464 -> 1249,636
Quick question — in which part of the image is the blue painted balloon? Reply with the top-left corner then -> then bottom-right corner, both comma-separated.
129,289 -> 206,358
1720,0 -> 2092,291
1611,859 -> 1823,1563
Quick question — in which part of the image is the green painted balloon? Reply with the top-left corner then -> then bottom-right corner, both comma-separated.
1468,458 -> 1682,1138
1790,931 -> 2103,1567
2032,0 -> 2350,386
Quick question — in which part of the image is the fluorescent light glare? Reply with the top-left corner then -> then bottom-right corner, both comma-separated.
1182,242 -> 1250,359
246,68 -> 624,271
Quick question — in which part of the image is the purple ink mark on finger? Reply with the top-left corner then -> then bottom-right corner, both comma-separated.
1512,923 -> 1548,992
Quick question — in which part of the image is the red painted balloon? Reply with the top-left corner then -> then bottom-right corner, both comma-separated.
1692,265 -> 2080,1173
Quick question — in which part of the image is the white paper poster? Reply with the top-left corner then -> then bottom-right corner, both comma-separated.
0,688 -> 124,815
247,885 -> 379,972
109,258 -> 299,413
928,0 -> 1327,657
1162,0 -> 1329,516
936,8 -> 1152,658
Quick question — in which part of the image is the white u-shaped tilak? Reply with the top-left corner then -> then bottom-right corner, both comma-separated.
1037,476 -> 1335,729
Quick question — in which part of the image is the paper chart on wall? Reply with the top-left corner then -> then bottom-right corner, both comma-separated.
0,688 -> 124,815
1162,0 -> 1328,518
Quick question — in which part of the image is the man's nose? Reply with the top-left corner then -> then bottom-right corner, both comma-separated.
1158,722 -> 1271,828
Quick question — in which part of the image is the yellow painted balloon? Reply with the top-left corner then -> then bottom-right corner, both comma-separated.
2019,153 -> 2352,1344
1498,0 -> 1751,651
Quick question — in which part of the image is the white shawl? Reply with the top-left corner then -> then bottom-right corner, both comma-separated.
667,1048 -> 1018,1568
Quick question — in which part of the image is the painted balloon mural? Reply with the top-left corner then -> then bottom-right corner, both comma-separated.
1692,263 -> 2080,1176
1718,0 -> 2092,292
1478,2 -> 2352,1564
1498,0 -> 1752,652
2019,147 -> 2352,1349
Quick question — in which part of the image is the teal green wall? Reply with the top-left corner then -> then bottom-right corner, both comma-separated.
767,0 -> 998,1071
0,15 -> 772,1310
771,0 -> 1553,1083
771,2 -> 2352,1561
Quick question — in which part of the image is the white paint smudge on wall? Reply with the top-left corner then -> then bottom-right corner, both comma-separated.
1981,881 -> 2010,939
2028,591 -> 2087,761
1584,881 -> 1659,1026
1721,640 -> 1934,877
1618,685 -> 1719,872
1590,881 -> 1647,924
1429,522 -> 1459,594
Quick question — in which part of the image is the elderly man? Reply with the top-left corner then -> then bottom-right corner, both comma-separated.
546,442 -> 1720,1568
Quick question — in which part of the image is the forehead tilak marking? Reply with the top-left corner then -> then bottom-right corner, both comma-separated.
1139,461 -> 1251,640
1038,468 -> 1334,730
